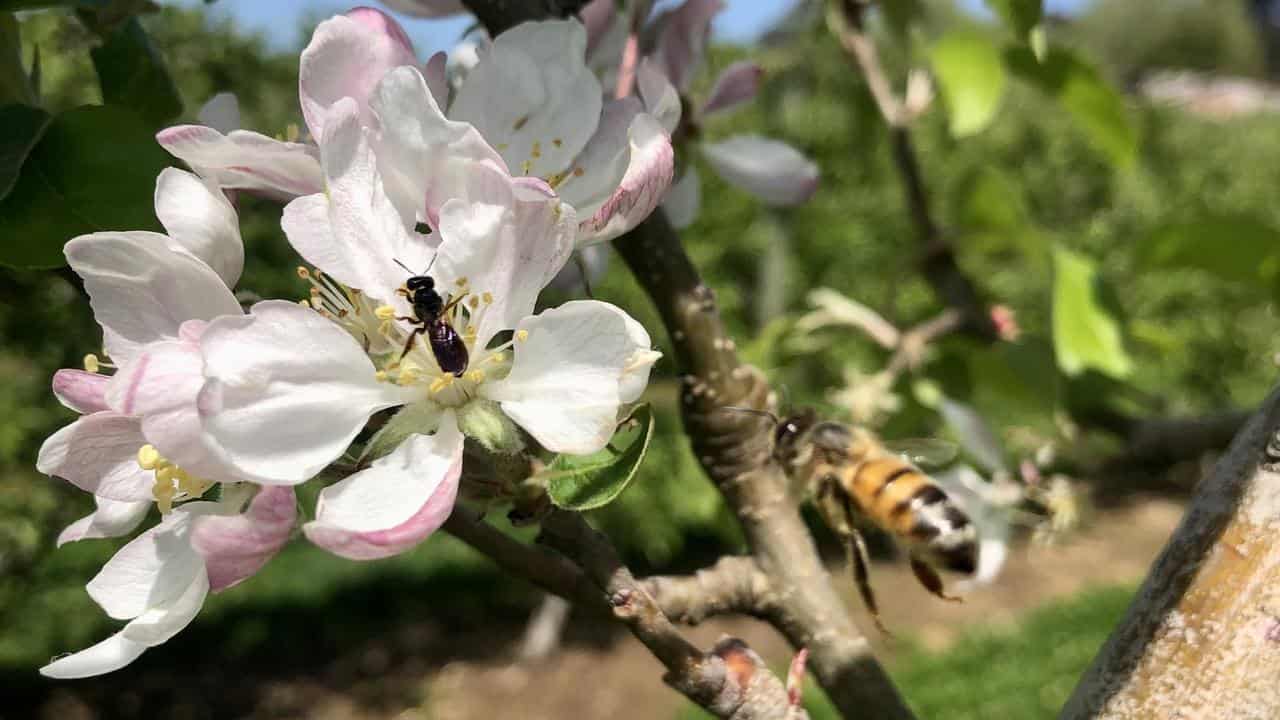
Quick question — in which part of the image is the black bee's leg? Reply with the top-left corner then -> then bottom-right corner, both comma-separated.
440,293 -> 467,316
400,325 -> 425,361
847,527 -> 892,636
910,555 -> 962,603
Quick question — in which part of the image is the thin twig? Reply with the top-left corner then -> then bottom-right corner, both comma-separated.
641,555 -> 775,625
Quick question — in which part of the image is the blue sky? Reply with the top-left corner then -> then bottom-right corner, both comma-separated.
162,1 -> 809,55
165,1 -> 1092,55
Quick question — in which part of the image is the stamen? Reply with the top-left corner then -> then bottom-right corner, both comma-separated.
482,292 -> 493,305
512,115 -> 530,131
517,330 -> 529,342
375,305 -> 397,320
552,138 -> 563,147
137,444 -> 160,471
455,276 -> 468,287
467,296 -> 480,309
429,374 -> 454,395
285,123 -> 300,142
487,352 -> 508,364
397,368 -> 421,386
299,299 -> 311,308
374,370 -> 389,383
531,141 -> 542,159
296,266 -> 311,279
521,159 -> 532,175
83,354 -> 100,373
467,368 -> 486,383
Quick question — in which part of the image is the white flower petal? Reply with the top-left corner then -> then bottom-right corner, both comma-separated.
304,417 -> 463,560
637,58 -> 681,135
370,66 -> 507,229
576,112 -> 674,245
57,497 -> 152,547
52,368 -> 111,414
379,0 -> 466,17
556,97 -> 640,218
423,51 -> 450,110
299,9 -> 417,143
156,125 -> 322,200
700,135 -> 819,206
435,165 -> 576,349
65,232 -> 241,363
120,568 -> 208,646
36,413 -> 153,502
39,632 -> 148,679
662,165 -> 701,229
701,61 -> 763,116
191,486 -> 295,592
86,511 -> 201,620
196,92 -> 240,134
198,300 -> 412,485
655,0 -> 723,92
485,301 -> 659,454
154,168 -> 244,287
450,20 -> 602,179
289,98 -> 433,304
581,0 -> 618,57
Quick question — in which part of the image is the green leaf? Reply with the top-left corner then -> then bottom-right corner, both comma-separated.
1051,246 -> 1132,379
1139,214 -> 1280,289
880,0 -> 924,39
928,30 -> 1007,137
544,404 -> 655,511
0,103 -> 50,199
90,17 -> 182,128
1005,45 -> 1137,168
0,12 -> 35,105
0,104 -> 170,269
985,0 -> 1041,40
955,166 -> 1025,233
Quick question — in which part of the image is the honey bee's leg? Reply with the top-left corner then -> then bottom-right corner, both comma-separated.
400,326 -> 425,361
909,555 -> 963,603
847,528 -> 892,636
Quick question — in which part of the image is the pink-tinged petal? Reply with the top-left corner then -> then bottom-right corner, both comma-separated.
57,497 -> 152,547
450,20 -> 602,179
636,58 -> 681,135
554,97 -> 640,225
576,112 -> 674,245
154,168 -> 244,287
379,0 -> 466,18
701,61 -> 762,116
65,232 -> 241,363
580,0 -> 617,56
435,163 -> 576,350
36,413 -> 152,502
52,368 -> 111,414
86,510 -> 202,620
370,66 -> 507,229
700,135 -> 819,206
655,0 -> 724,92
40,632 -> 148,679
485,301 -> 660,454
196,92 -> 240,134
299,10 -> 417,143
156,125 -> 322,201
198,300 -> 414,486
662,165 -> 701,229
191,486 -> 296,592
304,418 -> 463,561
423,51 -> 449,110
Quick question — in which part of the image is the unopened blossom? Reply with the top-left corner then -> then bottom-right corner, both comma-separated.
187,100 -> 660,560
584,0 -> 819,227
37,170 -> 294,677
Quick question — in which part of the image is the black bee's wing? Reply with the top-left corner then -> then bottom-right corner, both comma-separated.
883,438 -> 959,469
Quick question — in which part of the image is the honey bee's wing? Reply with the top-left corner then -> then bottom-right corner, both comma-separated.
883,438 -> 959,469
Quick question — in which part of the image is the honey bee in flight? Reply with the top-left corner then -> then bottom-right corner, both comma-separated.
765,408 -> 977,633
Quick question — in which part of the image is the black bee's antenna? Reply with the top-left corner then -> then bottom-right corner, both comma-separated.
719,406 -> 780,425
393,258 -> 415,275
394,253 -> 440,277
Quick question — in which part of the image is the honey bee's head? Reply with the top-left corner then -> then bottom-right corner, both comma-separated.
773,408 -> 818,461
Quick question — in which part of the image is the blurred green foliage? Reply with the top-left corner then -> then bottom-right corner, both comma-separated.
0,0 -> 1276,704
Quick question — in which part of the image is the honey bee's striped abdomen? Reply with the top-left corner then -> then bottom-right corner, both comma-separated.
852,457 -> 978,575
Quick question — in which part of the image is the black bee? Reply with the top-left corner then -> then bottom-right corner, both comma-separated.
394,260 -> 469,377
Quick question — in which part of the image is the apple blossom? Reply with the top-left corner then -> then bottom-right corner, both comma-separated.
186,101 -> 660,560
36,171 -> 295,678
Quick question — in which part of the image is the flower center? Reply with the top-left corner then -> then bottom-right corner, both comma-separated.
136,444 -> 213,513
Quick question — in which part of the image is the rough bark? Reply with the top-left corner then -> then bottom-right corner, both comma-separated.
1061,384 -> 1280,719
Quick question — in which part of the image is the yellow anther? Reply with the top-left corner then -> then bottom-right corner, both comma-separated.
572,167 -> 585,177
375,305 -> 397,320
487,352 -> 507,365
521,160 -> 533,175
299,299 -> 311,308
516,330 -> 529,342
83,354 -> 100,373
285,123 -> 300,142
429,375 -> 454,394
546,171 -> 567,188
397,368 -> 421,386
531,141 -> 542,159
455,276 -> 468,287
552,138 -> 563,147
156,465 -> 177,484
464,325 -> 478,339
296,266 -> 311,279
375,370 -> 389,383
466,369 -> 486,383
482,292 -> 493,305
467,295 -> 480,309
137,444 -> 161,471
513,115 -> 530,131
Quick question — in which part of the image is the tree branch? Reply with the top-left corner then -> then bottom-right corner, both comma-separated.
540,510 -> 804,720
641,555 -> 775,625
827,0 -> 998,341
1061,384 -> 1280,718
